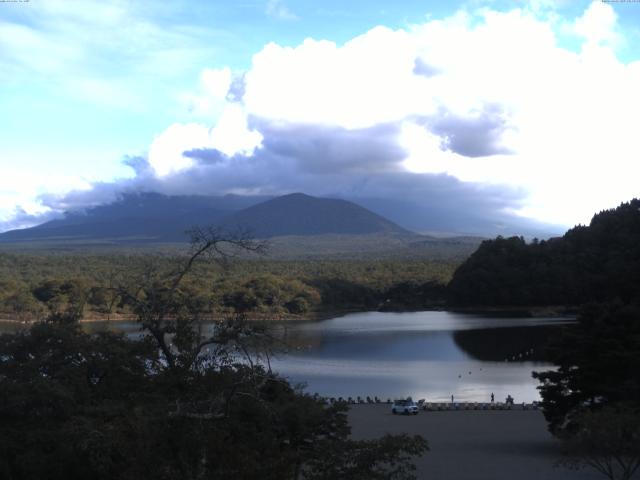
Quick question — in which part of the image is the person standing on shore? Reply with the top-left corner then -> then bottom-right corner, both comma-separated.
451,394 -> 454,403
491,392 -> 494,403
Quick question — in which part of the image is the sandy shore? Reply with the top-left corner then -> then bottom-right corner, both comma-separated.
348,404 -> 605,480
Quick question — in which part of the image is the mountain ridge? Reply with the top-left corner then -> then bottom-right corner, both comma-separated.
0,192 -> 411,244
222,193 -> 409,238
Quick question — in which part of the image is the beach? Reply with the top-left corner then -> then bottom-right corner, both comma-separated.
348,405 -> 604,480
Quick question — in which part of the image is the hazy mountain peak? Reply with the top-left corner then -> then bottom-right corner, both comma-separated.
0,193 -> 409,244
222,193 -> 409,238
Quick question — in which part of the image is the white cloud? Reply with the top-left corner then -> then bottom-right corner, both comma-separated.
201,67 -> 233,100
210,105 -> 263,157
180,67 -> 235,118
148,124 -> 210,177
7,1 -> 639,231
135,1 -> 640,226
0,170 -> 90,230
400,122 -> 455,175
0,0 -> 224,108
243,27 -> 426,129
265,0 -> 298,21
570,1 -> 620,46
148,107 -> 263,176
236,1 -> 639,226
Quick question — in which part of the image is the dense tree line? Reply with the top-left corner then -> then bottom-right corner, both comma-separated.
444,201 -> 640,479
533,302 -> 640,434
0,255 -> 457,321
533,302 -> 640,479
441,199 -> 640,478
448,199 -> 640,307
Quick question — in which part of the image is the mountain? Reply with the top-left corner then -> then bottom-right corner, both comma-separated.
222,193 -> 409,237
0,192 -> 409,244
0,193 -> 270,244
353,196 -> 563,238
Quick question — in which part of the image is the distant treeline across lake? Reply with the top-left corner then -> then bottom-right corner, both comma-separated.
0,255 -> 456,321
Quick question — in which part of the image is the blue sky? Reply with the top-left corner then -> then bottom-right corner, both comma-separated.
1,0 -> 639,233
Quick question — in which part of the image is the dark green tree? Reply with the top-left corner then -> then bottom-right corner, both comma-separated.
448,199 -> 640,307
533,302 -> 640,434
557,406 -> 640,480
0,226 -> 428,479
533,302 -> 640,480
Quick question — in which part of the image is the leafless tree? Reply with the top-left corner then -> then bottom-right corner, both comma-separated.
113,226 -> 267,370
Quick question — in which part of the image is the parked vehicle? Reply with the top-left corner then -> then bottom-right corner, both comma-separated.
391,399 -> 419,415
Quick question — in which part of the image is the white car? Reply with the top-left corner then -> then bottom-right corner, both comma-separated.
391,399 -> 419,415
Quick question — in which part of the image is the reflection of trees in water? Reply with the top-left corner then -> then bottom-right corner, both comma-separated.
265,324 -> 324,354
453,325 -> 569,362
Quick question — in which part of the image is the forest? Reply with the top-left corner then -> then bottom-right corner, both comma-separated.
0,253 -> 456,322
2,201 -> 640,478
3,199 -> 640,322
442,200 -> 640,478
0,229 -> 428,479
448,199 -> 640,307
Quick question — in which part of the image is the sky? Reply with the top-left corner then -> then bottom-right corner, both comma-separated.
1,0 -> 639,234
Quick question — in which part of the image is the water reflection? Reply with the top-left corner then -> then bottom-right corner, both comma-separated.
269,311 -> 573,402
0,311 -> 573,403
452,325 -> 568,362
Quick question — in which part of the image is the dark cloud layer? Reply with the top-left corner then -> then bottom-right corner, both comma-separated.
428,105 -> 514,158
20,113 -> 559,237
183,148 -> 226,164
256,121 -> 407,174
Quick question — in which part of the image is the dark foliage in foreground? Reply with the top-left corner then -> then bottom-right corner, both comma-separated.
0,325 -> 429,480
533,302 -> 640,435
558,406 -> 640,480
0,227 -> 428,479
448,199 -> 640,306
457,200 -> 640,479
534,302 -> 640,479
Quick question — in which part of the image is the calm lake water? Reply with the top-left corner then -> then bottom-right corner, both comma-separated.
267,311 -> 573,403
0,311 -> 573,403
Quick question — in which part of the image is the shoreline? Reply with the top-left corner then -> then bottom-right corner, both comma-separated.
0,309 -> 359,325
0,304 -> 577,326
447,305 -> 578,317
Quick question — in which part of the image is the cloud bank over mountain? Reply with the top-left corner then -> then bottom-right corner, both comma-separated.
3,2 -> 638,235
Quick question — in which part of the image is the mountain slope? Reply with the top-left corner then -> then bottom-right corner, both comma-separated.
0,193 -> 270,243
0,192 -> 410,244
222,193 -> 409,238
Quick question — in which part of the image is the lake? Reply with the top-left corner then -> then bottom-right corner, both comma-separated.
0,311 -> 573,403
267,311 -> 573,403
